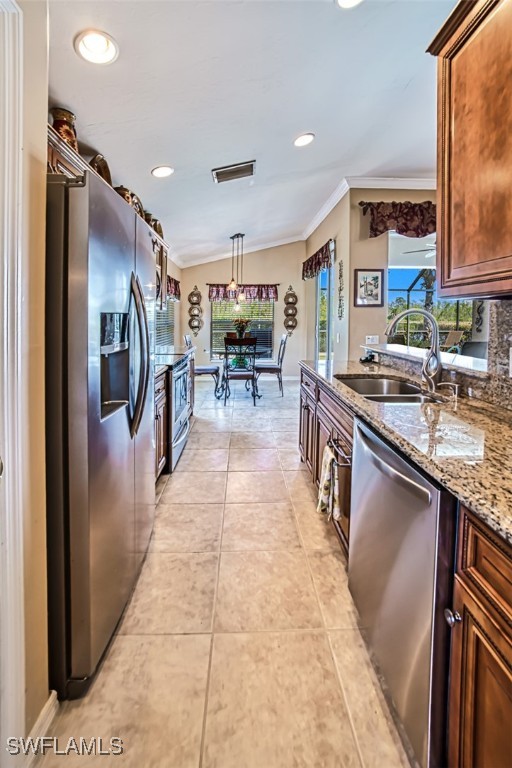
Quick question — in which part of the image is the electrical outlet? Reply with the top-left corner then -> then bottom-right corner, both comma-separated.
365,335 -> 379,345
336,333 -> 340,344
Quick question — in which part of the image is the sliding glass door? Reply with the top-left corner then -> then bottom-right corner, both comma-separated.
315,267 -> 333,361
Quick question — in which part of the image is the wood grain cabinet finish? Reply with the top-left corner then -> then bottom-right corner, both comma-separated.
447,508 -> 512,766
299,388 -> 315,473
428,0 -> 512,298
298,366 -> 354,554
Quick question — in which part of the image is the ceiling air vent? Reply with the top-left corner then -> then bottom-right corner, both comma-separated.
211,160 -> 255,184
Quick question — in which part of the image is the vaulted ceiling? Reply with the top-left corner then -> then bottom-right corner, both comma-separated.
48,0 -> 455,266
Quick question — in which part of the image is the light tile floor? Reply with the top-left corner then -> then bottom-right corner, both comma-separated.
44,378 -> 410,768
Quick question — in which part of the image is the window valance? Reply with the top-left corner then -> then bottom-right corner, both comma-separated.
207,284 -> 279,302
359,201 -> 436,239
167,276 -> 181,300
302,239 -> 335,280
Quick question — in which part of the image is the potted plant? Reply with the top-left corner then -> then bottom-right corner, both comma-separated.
233,317 -> 251,338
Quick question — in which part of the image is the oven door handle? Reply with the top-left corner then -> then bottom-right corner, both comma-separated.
172,418 -> 191,449
130,273 -> 150,437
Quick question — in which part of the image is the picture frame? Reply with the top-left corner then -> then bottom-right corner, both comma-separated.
354,269 -> 384,307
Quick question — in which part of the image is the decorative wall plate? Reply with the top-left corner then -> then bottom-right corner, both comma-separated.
284,317 -> 297,331
189,317 -> 202,330
188,305 -> 203,318
188,287 -> 202,305
284,287 -> 298,305
284,305 -> 297,317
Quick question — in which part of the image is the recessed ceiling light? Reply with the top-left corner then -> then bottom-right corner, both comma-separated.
335,0 -> 364,8
151,166 -> 175,178
74,30 -> 119,64
294,133 -> 315,148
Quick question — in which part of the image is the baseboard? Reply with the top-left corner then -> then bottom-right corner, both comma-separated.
24,691 -> 59,767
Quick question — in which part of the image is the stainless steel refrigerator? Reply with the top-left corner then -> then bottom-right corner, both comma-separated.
45,171 -> 155,699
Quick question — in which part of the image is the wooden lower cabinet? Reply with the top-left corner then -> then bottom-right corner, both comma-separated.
299,388 -> 315,473
447,509 -> 512,767
299,366 -> 354,554
155,371 -> 168,478
314,403 -> 352,554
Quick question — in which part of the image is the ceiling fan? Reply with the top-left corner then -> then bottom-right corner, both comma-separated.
401,241 -> 436,257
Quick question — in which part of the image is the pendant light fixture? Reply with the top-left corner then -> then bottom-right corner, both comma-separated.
228,234 -> 237,291
228,233 -> 246,301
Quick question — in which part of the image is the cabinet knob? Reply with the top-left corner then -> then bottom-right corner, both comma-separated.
444,608 -> 462,628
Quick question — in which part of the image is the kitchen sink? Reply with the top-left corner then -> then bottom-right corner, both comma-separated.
334,376 -> 421,395
364,394 -> 439,404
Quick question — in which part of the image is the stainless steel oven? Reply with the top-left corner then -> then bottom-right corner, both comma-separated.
170,357 -> 191,470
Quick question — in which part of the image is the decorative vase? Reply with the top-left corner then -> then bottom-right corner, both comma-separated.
236,330 -> 244,339
50,107 -> 79,152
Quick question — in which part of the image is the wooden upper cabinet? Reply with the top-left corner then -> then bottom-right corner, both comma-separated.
428,0 -> 512,298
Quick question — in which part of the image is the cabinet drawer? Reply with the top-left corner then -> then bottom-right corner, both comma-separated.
300,369 -> 317,397
317,384 -> 353,443
458,508 -> 512,623
155,373 -> 167,400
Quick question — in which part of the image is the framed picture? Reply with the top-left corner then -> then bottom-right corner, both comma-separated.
354,269 -> 384,307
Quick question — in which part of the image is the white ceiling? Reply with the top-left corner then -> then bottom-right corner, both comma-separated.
48,0 -> 456,267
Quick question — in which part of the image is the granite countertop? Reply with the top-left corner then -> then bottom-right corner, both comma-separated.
300,359 -> 512,546
154,345 -> 194,372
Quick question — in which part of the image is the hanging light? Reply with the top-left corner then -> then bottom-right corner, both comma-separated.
229,233 -> 246,301
228,235 -> 237,291
233,300 -> 241,313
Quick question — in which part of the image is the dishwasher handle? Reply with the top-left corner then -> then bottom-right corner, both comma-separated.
356,425 -> 432,505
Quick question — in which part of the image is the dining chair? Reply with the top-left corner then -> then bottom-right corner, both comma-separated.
223,336 -> 258,406
183,335 -> 223,399
254,333 -> 288,396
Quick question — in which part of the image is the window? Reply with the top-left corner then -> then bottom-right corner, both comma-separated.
316,267 -> 333,361
211,300 -> 274,359
387,268 -> 473,348
155,300 -> 175,346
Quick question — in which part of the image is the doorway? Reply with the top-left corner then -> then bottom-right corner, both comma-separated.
315,267 -> 333,362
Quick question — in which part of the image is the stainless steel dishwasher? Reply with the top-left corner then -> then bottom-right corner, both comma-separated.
348,419 -> 456,768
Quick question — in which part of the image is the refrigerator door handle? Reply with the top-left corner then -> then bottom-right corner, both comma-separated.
130,273 -> 149,437
136,273 -> 151,424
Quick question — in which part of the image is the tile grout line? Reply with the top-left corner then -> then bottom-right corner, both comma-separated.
326,631 -> 367,768
198,428 -> 230,768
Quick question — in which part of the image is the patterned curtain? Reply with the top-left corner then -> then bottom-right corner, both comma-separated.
359,201 -> 436,238
167,276 -> 181,300
208,284 -> 279,301
302,239 -> 335,280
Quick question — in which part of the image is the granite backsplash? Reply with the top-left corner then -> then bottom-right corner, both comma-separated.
378,300 -> 512,411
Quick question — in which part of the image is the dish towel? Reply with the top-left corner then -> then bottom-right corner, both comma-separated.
317,444 -> 341,521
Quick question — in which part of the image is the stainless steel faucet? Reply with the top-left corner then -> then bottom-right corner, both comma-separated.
385,309 -> 442,392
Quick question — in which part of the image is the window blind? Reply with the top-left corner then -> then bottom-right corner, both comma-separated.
211,300 -> 274,359
155,300 -> 175,346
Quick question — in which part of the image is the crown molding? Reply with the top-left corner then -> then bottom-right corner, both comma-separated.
346,176 -> 436,190
302,177 -> 350,241
171,175 -> 437,268
178,235 -> 304,270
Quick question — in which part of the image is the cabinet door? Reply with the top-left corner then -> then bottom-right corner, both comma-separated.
448,576 -> 512,768
314,406 -> 332,487
299,389 -> 314,472
155,396 -> 168,477
430,0 -> 512,297
331,425 -> 351,553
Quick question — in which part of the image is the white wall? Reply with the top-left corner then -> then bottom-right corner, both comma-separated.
19,0 -> 50,733
180,242 -> 307,377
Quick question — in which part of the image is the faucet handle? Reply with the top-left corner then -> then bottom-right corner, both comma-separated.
437,382 -> 460,400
